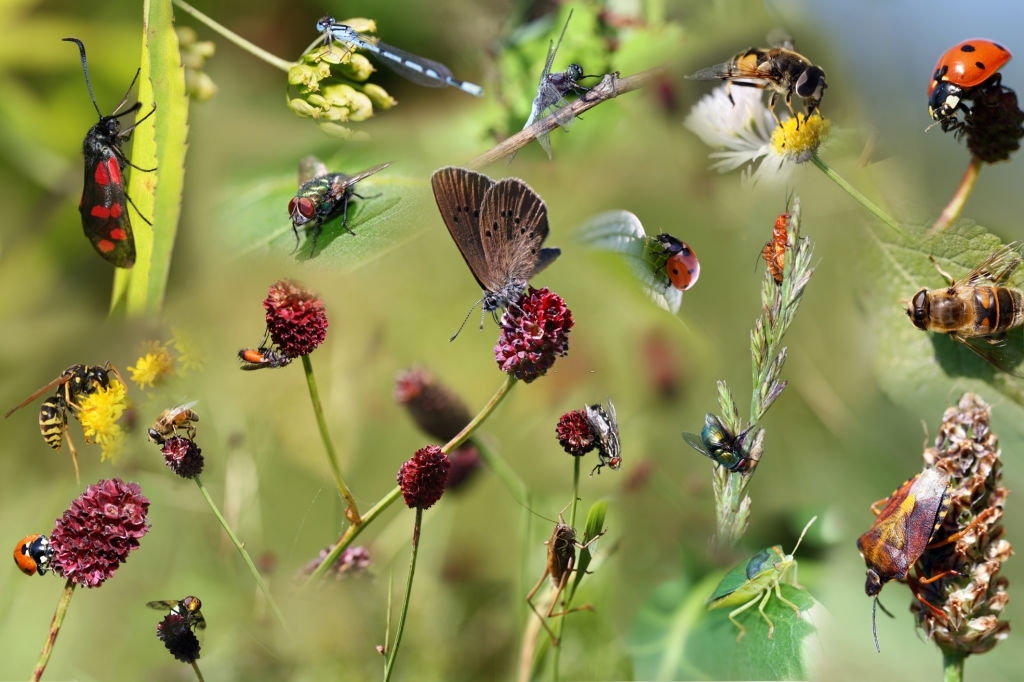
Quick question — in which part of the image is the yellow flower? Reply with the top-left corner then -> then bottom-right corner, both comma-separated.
770,113 -> 831,162
77,379 -> 128,462
171,329 -> 205,373
129,342 -> 174,388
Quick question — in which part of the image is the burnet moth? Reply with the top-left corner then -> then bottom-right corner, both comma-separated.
63,38 -> 156,268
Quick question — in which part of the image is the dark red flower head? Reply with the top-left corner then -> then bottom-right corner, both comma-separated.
157,612 -> 201,663
264,280 -> 328,357
397,445 -> 450,509
394,367 -> 472,442
50,478 -> 150,588
494,287 -> 574,383
556,410 -> 597,456
964,82 -> 1024,163
161,437 -> 205,479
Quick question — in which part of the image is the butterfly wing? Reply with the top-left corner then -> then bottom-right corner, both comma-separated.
477,177 -> 557,292
431,167 -> 495,290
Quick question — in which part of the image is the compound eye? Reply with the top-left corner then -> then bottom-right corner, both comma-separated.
909,290 -> 930,329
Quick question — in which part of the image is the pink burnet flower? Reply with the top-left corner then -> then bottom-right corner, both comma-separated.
264,280 -> 329,358
556,409 -> 596,456
160,436 -> 205,479
49,478 -> 150,588
494,287 -> 574,383
397,445 -> 450,509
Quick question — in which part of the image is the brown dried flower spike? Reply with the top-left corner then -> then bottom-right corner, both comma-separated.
912,392 -> 1010,656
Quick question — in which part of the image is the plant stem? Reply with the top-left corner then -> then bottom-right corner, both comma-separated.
304,486 -> 403,584
811,154 -> 905,236
383,507 -> 423,682
191,660 -> 206,682
32,579 -> 76,681
194,476 -> 288,631
302,354 -> 361,524
942,649 -> 965,682
467,69 -> 661,168
172,0 -> 295,72
928,156 -> 982,236
444,375 -> 517,452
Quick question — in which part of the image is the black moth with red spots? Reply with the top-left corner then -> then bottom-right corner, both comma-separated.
64,38 -> 156,268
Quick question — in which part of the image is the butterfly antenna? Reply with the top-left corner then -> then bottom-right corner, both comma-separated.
449,299 -> 483,342
63,38 -> 103,119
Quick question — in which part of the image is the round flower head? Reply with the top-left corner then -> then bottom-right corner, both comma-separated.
494,287 -> 574,383
962,83 -> 1024,163
396,445 -> 450,509
264,280 -> 329,357
556,409 -> 597,456
50,478 -> 150,588
161,436 -> 205,479
157,612 -> 201,663
394,367 -> 473,442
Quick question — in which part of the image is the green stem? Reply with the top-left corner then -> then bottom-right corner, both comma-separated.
32,579 -> 76,681
942,649 -> 965,682
928,156 -> 982,236
444,375 -> 517,452
383,507 -> 423,682
191,660 -> 206,682
194,476 -> 288,631
811,154 -> 905,236
304,486 -> 403,584
302,354 -> 361,524
172,0 -> 295,72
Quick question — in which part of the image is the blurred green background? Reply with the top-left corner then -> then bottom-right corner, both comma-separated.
2,0 -> 1023,680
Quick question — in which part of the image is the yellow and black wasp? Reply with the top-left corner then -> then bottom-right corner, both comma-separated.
4,363 -> 122,478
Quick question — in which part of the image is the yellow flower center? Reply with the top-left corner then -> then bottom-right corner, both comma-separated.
771,113 -> 831,161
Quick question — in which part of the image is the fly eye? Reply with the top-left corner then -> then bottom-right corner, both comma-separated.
909,290 -> 930,329
795,67 -> 826,99
289,197 -> 316,222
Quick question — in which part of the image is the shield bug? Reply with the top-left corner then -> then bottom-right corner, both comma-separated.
856,466 -> 952,651
63,38 -> 155,268
526,510 -> 606,644
706,515 -> 817,641
683,413 -> 755,472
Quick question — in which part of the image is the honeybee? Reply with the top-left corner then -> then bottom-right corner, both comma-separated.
147,401 -> 199,444
687,44 -> 827,126
147,595 -> 207,630
907,241 -> 1024,374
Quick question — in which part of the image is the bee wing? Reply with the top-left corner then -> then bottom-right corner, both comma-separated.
146,599 -> 178,611
766,28 -> 795,50
4,374 -> 73,419
686,55 -> 766,82
168,400 -> 200,415
961,241 -> 1024,287
955,333 -> 1024,378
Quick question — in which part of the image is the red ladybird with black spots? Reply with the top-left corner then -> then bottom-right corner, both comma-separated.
929,39 -> 1012,132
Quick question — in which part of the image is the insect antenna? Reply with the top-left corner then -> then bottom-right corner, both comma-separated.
448,298 -> 484,342
62,38 -> 104,119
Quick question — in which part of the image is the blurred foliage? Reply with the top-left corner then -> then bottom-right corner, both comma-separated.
1,0 -> 1023,681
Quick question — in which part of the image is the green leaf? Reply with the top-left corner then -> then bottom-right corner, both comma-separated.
569,499 -> 607,599
631,573 -> 821,680
865,221 -> 1024,409
577,210 -> 684,313
220,160 -> 427,270
117,0 -> 188,315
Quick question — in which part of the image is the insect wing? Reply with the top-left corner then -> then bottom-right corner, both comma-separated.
431,166 -> 495,290
79,149 -> 136,268
959,240 -> 1024,287
478,177 -> 557,286
297,155 -> 329,185
683,431 -> 710,456
338,161 -> 392,196
4,373 -> 76,419
687,55 -> 765,83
